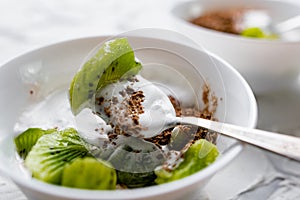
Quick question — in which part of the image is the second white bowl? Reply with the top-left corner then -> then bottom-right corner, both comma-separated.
172,0 -> 300,93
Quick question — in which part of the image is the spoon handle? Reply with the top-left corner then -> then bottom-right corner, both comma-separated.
275,15 -> 300,33
179,117 -> 300,161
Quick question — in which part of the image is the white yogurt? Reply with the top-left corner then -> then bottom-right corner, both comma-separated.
95,75 -> 176,138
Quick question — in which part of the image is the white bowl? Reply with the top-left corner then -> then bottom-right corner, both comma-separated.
0,35 -> 257,200
172,0 -> 300,93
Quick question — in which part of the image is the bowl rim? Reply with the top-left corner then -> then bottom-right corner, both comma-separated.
0,35 -> 257,199
171,0 -> 300,44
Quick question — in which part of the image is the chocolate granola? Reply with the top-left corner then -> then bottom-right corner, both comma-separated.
191,8 -> 246,34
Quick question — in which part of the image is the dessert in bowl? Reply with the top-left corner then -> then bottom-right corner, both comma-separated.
172,0 -> 300,93
0,33 -> 257,200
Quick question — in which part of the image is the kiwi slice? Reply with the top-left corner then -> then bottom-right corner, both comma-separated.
61,157 -> 116,190
106,137 -> 165,188
14,128 -> 56,159
155,139 -> 219,184
24,128 -> 89,184
69,38 -> 142,115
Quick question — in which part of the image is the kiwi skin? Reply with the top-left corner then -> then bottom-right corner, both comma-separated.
61,157 -> 117,190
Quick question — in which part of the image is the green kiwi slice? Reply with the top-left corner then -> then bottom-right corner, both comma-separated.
24,128 -> 89,184
69,37 -> 142,115
61,157 -> 116,190
14,128 -> 56,159
106,137 -> 165,188
155,139 -> 219,184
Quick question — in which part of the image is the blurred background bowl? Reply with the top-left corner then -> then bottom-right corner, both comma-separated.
172,0 -> 300,94
0,33 -> 257,200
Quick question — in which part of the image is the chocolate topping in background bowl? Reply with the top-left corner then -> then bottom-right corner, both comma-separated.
190,8 -> 247,34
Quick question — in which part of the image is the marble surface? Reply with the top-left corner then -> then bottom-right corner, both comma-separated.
0,0 -> 300,199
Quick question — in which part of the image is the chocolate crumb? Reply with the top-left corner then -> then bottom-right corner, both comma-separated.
112,96 -> 118,105
119,90 -> 126,97
127,76 -> 136,83
125,86 -> 135,95
95,96 -> 104,106
132,116 -> 139,125
145,129 -> 172,147
168,95 -> 181,116
104,107 -> 111,118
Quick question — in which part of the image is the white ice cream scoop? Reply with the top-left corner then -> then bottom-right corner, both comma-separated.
94,75 -> 176,138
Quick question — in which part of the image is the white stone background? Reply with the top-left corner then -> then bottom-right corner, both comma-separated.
0,0 -> 300,199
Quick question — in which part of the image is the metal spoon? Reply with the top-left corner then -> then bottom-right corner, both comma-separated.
85,76 -> 300,162
244,11 -> 300,35
166,116 -> 300,162
272,14 -> 300,34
